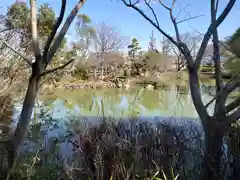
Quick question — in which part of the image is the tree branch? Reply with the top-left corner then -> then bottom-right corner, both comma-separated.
205,71 -> 240,108
144,0 -> 160,27
227,107 -> 240,123
30,0 -> 41,59
158,0 -> 200,68
211,0 -> 224,114
40,58 -> 74,76
189,68 -> 210,123
176,14 -> 204,24
159,0 -> 181,42
226,96 -> 240,113
0,39 -> 32,66
43,0 -> 66,65
225,76 -> 240,94
0,28 -> 14,34
189,25 -> 240,60
158,0 -> 171,10
194,0 -> 236,70
121,0 -> 180,49
46,0 -> 86,64
175,4 -> 189,19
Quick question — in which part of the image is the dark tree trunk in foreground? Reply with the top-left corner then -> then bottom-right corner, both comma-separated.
202,118 -> 227,180
0,0 -> 87,178
121,0 -> 238,179
0,74 -> 40,179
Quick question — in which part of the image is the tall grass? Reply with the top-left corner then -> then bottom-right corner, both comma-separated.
8,114 -> 240,180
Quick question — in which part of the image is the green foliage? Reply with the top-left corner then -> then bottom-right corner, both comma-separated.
128,37 -> 141,59
77,14 -> 91,25
75,14 -> 96,59
230,28 -> 240,43
141,51 -> 162,70
4,2 -> 56,51
72,62 -> 89,80
226,28 -> 240,58
6,2 -> 29,29
224,56 -> 240,75
199,65 -> 213,73
223,28 -> 240,75
37,3 -> 56,37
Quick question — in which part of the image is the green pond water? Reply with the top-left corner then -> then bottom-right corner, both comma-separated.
33,84 -> 215,119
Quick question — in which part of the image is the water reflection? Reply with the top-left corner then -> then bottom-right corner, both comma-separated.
9,84 -> 240,180
38,84 -> 214,119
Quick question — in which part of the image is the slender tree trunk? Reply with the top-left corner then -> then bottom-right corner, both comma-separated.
101,65 -> 104,80
229,127 -> 240,180
203,118 -> 227,180
7,74 -> 40,178
94,68 -> 97,79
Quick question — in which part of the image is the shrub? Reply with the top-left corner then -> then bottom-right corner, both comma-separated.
199,65 -> 213,72
72,65 -> 89,80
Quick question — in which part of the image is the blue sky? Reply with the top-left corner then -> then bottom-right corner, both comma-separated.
1,0 -> 239,50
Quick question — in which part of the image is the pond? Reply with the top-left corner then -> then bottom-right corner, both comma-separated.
10,83 -> 239,180
13,84 -> 216,121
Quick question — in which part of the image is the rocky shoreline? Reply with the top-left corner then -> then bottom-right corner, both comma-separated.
40,77 -> 178,93
60,81 -> 116,89
58,80 -> 159,91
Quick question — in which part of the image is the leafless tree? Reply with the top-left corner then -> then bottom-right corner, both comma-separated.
94,22 -> 127,54
148,30 -> 157,52
162,36 -> 171,55
0,0 -> 87,178
121,0 -> 239,179
93,22 -> 127,79
166,32 -> 202,71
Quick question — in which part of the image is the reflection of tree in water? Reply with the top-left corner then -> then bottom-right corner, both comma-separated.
76,90 -> 96,111
41,85 -> 206,117
174,85 -> 190,116
77,89 -> 123,116
60,88 -> 125,116
176,84 -> 189,95
158,84 -> 171,91
127,88 -> 143,116
97,88 -> 124,115
126,86 -> 187,116
138,89 -> 161,111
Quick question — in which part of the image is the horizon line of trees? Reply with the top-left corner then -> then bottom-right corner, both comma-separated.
1,1 -> 237,83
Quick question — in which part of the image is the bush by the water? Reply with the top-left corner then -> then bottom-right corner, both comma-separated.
10,115 -> 240,180
199,65 -> 213,73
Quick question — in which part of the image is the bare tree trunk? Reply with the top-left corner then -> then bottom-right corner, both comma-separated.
0,74 -> 40,179
202,117 -> 227,180
229,127 -> 240,180
104,64 -> 107,76
176,56 -> 181,71
0,0 -> 87,178
10,75 -> 39,174
187,67 -> 225,180
101,65 -> 104,80
94,67 -> 97,79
